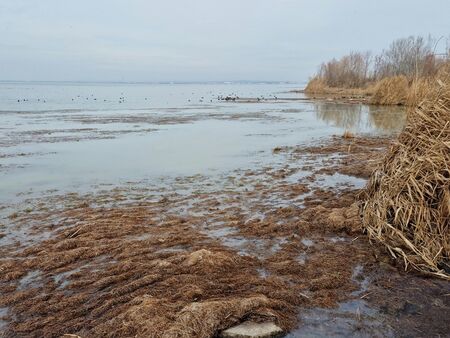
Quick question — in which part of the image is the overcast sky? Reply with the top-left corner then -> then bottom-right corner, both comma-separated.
0,0 -> 449,82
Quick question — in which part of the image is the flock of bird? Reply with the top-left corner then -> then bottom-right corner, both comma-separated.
15,92 -> 280,104
17,98 -> 46,103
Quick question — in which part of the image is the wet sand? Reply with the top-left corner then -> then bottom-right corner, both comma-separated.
1,134 -> 449,337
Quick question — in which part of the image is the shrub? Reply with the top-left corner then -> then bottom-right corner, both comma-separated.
316,51 -> 372,88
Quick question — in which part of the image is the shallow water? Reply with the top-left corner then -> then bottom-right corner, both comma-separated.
0,307 -> 7,331
0,82 -> 406,202
286,265 -> 393,338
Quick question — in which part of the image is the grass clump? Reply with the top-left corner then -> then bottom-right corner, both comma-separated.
370,75 -> 409,105
360,67 -> 450,279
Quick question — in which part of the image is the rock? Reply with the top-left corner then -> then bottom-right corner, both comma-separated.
221,321 -> 284,338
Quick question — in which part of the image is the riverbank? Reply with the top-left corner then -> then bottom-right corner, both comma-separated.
291,87 -> 372,105
1,133 -> 449,337
301,36 -> 449,107
295,67 -> 449,107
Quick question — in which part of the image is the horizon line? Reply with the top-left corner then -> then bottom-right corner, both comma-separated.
0,80 -> 304,85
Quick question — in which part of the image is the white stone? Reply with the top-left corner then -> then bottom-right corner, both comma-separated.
221,321 -> 284,338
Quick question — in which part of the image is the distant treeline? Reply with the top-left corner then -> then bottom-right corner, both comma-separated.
306,36 -> 450,105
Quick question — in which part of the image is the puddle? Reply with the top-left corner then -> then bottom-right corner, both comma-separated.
287,264 -> 392,338
313,173 -> 367,189
351,264 -> 370,296
0,223 -> 54,248
53,267 -> 82,289
204,226 -> 238,239
329,236 -> 348,243
18,270 -> 43,290
220,237 -> 265,256
126,233 -> 153,241
52,255 -> 115,289
285,306 -> 393,338
257,268 -> 270,279
271,237 -> 288,252
155,246 -> 188,254
0,307 -> 8,331
203,223 -> 287,257
297,252 -> 308,264
301,238 -> 314,247
245,211 -> 267,222
284,169 -> 314,184
217,235 -> 286,257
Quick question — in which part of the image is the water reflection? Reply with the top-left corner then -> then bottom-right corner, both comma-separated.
313,102 -> 406,133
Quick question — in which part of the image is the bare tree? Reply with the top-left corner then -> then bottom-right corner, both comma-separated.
374,36 -> 435,79
318,51 -> 371,88
310,35 -> 447,90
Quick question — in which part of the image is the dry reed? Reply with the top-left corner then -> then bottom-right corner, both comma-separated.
370,76 -> 409,105
342,131 -> 355,139
304,77 -> 374,97
360,67 -> 450,279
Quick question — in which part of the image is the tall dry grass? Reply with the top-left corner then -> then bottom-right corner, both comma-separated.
304,77 -> 374,97
370,76 -> 409,105
360,66 -> 450,279
369,62 -> 450,106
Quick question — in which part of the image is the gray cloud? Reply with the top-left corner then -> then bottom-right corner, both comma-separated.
0,0 -> 449,82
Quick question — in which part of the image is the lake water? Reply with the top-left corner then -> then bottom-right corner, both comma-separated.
0,82 -> 406,202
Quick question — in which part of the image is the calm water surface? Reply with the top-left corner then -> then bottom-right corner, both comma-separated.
0,82 -> 406,202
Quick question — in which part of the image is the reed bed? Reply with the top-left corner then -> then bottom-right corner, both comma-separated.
304,77 -> 374,97
360,67 -> 450,279
370,75 -> 409,105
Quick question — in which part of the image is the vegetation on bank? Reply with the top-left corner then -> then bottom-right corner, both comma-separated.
361,60 -> 450,279
305,36 -> 450,105
308,36 -> 450,278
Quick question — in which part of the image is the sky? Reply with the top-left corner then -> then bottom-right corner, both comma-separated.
0,0 -> 449,83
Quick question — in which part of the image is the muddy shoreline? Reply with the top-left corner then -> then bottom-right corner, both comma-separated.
1,133 -> 448,337
290,89 -> 373,105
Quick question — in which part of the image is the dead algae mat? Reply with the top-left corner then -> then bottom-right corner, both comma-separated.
1,135 -> 449,337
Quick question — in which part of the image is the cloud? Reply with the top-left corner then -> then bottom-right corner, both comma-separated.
0,0 -> 449,81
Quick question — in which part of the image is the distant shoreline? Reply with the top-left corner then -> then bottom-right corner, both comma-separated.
0,80 -> 301,86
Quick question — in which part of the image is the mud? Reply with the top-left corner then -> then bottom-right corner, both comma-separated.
0,135 -> 449,337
